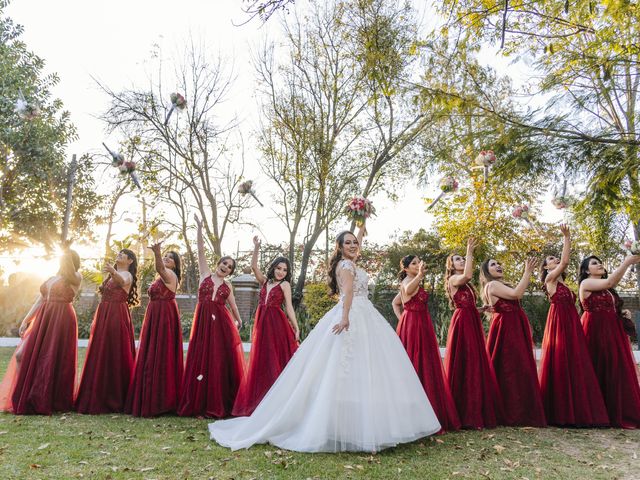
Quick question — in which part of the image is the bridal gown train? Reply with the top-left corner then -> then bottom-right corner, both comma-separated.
208,259 -> 441,452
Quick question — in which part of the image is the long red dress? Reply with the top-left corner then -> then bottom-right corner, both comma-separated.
539,283 -> 608,426
397,286 -> 461,432
75,278 -> 136,414
486,298 -> 546,427
232,282 -> 297,417
581,289 -> 640,428
9,278 -> 78,414
178,277 -> 245,417
125,279 -> 183,417
444,284 -> 503,429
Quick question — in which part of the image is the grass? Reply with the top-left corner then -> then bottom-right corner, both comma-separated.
0,348 -> 639,479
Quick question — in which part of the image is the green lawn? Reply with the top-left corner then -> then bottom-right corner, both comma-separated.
0,348 -> 638,479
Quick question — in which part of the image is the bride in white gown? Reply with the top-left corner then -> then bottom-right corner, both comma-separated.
209,223 -> 441,452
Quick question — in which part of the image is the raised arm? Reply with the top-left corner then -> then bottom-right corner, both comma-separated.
194,214 -> 211,280
251,236 -> 267,285
402,261 -> 425,299
488,258 -> 537,301
103,263 -> 131,289
356,219 -> 366,246
225,284 -> 243,329
281,282 -> 300,341
392,292 -> 403,321
546,225 -> 571,284
449,237 -> 478,288
149,242 -> 177,289
332,262 -> 354,335
581,255 -> 640,293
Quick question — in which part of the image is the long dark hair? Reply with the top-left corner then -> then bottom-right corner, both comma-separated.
578,255 -> 624,313
479,258 -> 498,305
218,255 -> 237,275
539,254 -> 567,299
266,256 -> 291,283
398,255 -> 417,281
99,249 -> 139,307
328,231 -> 356,295
167,250 -> 182,284
58,249 -> 80,286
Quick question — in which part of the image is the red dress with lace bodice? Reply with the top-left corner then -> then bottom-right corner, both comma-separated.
178,276 -> 245,417
581,289 -> 640,428
397,286 -> 461,432
75,278 -> 136,414
486,297 -> 546,427
232,282 -> 297,417
10,277 -> 78,414
125,278 -> 183,417
539,283 -> 608,426
444,284 -> 503,428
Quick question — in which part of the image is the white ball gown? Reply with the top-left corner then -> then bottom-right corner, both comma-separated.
208,259 -> 441,452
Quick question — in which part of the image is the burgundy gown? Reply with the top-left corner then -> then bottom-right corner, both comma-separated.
397,286 -> 461,432
232,282 -> 297,417
75,278 -> 136,414
581,289 -> 640,428
539,282 -> 609,426
486,298 -> 546,427
178,277 -> 245,417
125,278 -> 183,417
444,284 -> 503,429
9,278 -> 78,414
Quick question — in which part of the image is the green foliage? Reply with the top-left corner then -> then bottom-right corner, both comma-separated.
0,4 -> 100,250
300,282 -> 336,326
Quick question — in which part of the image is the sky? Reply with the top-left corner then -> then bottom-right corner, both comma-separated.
1,0 -> 563,279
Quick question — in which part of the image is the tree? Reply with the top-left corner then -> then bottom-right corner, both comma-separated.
99,39 -> 249,267
0,2 -> 99,251
256,2 -> 369,304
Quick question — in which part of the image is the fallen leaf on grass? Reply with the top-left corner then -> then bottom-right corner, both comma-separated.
30,464 -> 41,469
435,438 -> 445,444
78,461 -> 88,465
37,443 -> 50,450
344,465 -> 354,470
139,467 -> 154,472
493,445 -> 506,454
0,431 -> 7,435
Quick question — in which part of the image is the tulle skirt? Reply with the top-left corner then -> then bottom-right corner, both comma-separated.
209,296 -> 441,452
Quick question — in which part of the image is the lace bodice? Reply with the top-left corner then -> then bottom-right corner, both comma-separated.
101,278 -> 128,303
259,282 -> 285,308
199,275 -> 230,304
337,260 -> 369,299
402,286 -> 429,312
39,277 -> 75,303
581,289 -> 616,313
452,284 -> 477,309
491,298 -> 522,313
148,278 -> 176,301
549,282 -> 576,305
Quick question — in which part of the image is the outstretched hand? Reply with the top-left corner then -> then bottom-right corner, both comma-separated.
525,257 -> 539,272
560,224 -> 570,237
148,241 -> 163,254
253,235 -> 261,248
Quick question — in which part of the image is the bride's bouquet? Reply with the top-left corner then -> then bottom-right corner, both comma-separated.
427,176 -> 458,210
238,180 -> 264,207
344,196 -> 375,227
164,92 -> 187,126
623,239 -> 640,255
551,196 -> 570,209
512,204 -> 530,221
103,143 -> 142,189
474,150 -> 496,182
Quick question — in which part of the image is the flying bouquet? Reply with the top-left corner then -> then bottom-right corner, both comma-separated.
102,143 -> 141,189
551,196 -> 570,209
164,92 -> 187,126
343,196 -> 376,227
14,89 -> 40,120
474,150 -> 496,182
512,204 -> 541,231
238,180 -> 264,207
622,239 -> 640,255
427,176 -> 459,210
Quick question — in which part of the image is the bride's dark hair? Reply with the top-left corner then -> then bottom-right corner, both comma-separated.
328,231 -> 356,296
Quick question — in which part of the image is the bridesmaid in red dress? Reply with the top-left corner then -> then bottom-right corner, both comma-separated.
178,215 -> 245,417
539,226 -> 608,426
481,257 -> 546,427
579,254 -> 640,428
75,249 -> 138,414
232,236 -> 299,417
395,255 -> 461,432
125,242 -> 183,417
0,247 -> 81,414
444,238 -> 504,429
